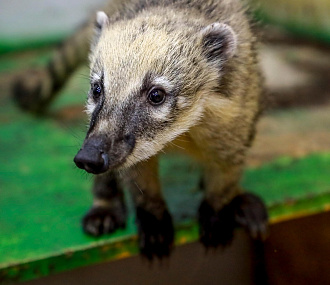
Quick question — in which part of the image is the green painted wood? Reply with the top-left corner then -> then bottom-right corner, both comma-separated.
0,49 -> 330,283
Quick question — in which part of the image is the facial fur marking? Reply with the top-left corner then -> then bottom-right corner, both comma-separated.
140,71 -> 153,93
141,72 -> 174,94
91,73 -> 102,83
153,76 -> 174,91
86,99 -> 96,115
87,76 -> 105,136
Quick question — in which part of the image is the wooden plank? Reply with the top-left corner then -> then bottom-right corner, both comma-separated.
265,211 -> 330,285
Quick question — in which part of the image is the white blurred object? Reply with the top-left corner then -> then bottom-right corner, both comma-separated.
0,0 -> 107,39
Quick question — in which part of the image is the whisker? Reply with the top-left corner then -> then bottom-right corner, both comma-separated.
169,142 -> 185,150
134,181 -> 144,195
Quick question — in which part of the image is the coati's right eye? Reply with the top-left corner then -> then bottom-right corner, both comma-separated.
147,88 -> 166,105
92,83 -> 102,99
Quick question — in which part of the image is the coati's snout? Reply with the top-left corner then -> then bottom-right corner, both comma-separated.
74,144 -> 109,174
74,134 -> 135,174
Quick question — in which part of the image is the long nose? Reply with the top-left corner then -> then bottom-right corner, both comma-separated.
74,139 -> 109,174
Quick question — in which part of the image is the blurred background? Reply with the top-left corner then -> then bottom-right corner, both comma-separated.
0,0 -> 329,284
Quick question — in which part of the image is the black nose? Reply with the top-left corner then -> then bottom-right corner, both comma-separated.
74,147 -> 109,174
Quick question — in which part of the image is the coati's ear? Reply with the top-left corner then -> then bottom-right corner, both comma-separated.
92,11 -> 109,48
95,11 -> 109,31
200,23 -> 237,63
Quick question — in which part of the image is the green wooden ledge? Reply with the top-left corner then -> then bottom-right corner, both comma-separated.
0,147 -> 329,283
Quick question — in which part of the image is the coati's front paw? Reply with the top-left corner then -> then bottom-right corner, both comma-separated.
198,193 -> 269,248
198,200 -> 236,248
136,207 -> 174,260
232,193 -> 269,241
82,206 -> 126,237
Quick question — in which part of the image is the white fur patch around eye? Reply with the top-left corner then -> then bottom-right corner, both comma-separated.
86,99 -> 96,115
153,76 -> 173,90
151,106 -> 171,120
148,76 -> 174,120
91,73 -> 102,82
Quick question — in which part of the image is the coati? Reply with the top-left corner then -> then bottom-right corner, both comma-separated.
13,0 -> 268,259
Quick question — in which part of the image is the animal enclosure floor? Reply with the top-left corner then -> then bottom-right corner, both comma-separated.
0,42 -> 330,282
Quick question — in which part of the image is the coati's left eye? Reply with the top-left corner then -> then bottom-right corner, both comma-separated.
92,83 -> 102,99
147,88 -> 166,105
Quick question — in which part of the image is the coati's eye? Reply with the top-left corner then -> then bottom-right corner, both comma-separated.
92,83 -> 102,99
147,88 -> 166,105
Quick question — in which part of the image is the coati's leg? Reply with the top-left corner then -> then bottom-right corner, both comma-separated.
12,23 -> 92,113
83,173 -> 127,236
199,162 -> 268,247
124,156 -> 174,260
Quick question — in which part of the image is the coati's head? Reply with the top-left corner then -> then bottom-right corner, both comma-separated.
74,10 -> 237,174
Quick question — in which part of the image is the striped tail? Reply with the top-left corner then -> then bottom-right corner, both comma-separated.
12,23 -> 93,113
